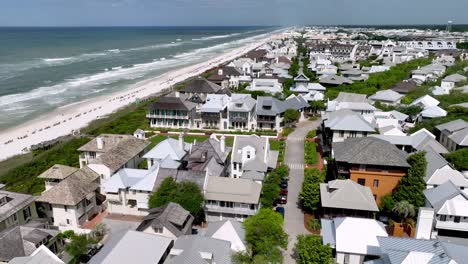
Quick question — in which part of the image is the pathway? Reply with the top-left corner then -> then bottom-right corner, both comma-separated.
283,119 -> 320,263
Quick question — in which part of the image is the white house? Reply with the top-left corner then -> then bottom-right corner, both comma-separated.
102,165 -> 160,216
321,217 -> 388,264
230,135 -> 279,182
143,135 -> 189,169
246,78 -> 282,94
37,167 -> 102,230
78,134 -> 150,181
441,73 -> 467,90
205,220 -> 246,252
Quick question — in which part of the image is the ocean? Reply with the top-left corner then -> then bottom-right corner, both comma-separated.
0,26 -> 277,130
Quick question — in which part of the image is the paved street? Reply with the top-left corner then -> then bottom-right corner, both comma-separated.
283,119 -> 320,263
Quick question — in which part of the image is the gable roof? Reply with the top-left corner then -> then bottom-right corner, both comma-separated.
377,236 -> 468,264
205,220 -> 246,252
369,89 -> 404,103
0,191 -> 37,224
324,109 -> 376,132
204,176 -> 261,204
228,94 -> 256,112
183,138 -> 231,171
167,235 -> 232,264
333,137 -> 409,167
180,78 -> 223,94
319,75 -> 353,85
37,165 -> 78,180
390,79 -> 418,94
294,72 -> 310,82
103,166 -> 159,194
436,119 -> 468,133
9,245 -> 64,264
320,179 -> 379,212
37,166 -> 99,206
147,96 -> 197,111
143,137 -> 188,161
410,95 -> 439,108
136,202 -> 193,237
442,73 -> 467,83
321,217 -> 387,255
423,180 -> 463,212
89,230 -> 173,264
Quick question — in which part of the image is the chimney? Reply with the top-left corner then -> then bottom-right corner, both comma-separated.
220,135 -> 226,153
96,136 -> 104,150
179,133 -> 184,149
218,68 -> 223,75
276,57 -> 279,64
175,91 -> 180,98
264,137 -> 269,162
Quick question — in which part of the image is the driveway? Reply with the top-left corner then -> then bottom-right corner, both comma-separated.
283,119 -> 320,263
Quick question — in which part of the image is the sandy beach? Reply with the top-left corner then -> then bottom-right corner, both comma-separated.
0,33 -> 277,161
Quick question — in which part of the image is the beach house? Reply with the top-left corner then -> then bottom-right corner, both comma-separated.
230,135 -> 279,182
435,119 -> 468,151
146,93 -> 197,129
78,134 -> 150,181
0,190 -> 38,232
332,137 -> 410,204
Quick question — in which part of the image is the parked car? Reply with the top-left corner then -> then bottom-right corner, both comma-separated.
280,188 -> 288,195
279,195 -> 287,204
280,182 -> 288,189
275,206 -> 285,218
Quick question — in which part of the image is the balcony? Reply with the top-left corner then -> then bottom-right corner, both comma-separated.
146,114 -> 190,120
205,204 -> 257,216
436,220 -> 468,232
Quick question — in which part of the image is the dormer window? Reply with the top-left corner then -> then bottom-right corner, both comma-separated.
236,103 -> 243,107
263,105 -> 272,110
247,151 -> 251,159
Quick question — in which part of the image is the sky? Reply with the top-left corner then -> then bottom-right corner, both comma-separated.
1,0 -> 467,26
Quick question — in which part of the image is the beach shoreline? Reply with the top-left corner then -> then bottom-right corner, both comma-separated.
0,32 -> 278,160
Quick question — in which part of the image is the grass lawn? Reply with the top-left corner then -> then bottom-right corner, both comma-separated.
270,139 -> 286,163
306,130 -> 316,139
0,137 -> 90,194
305,141 -> 318,165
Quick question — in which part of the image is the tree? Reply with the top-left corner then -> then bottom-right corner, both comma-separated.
294,235 -> 333,264
392,201 -> 416,222
379,194 -> 396,212
445,148 -> 468,171
283,109 -> 300,126
148,177 -> 204,219
65,233 -> 90,264
393,152 -> 427,208
300,169 -> 325,212
260,165 -> 288,208
243,208 -> 288,263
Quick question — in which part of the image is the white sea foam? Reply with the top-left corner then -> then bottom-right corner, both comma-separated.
192,32 -> 241,41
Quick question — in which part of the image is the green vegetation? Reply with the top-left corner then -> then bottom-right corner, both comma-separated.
304,141 -> 318,165
234,208 -> 288,264
300,168 -> 325,213
393,152 -> 427,208
308,218 -> 321,231
309,100 -> 325,115
457,42 -> 468,50
392,200 -> 416,223
302,57 -> 316,81
289,57 -> 300,77
0,137 -> 90,194
148,177 -> 204,220
409,106 -> 468,134
358,54 -> 383,67
294,234 -> 333,264
445,148 -> 468,171
270,140 -> 286,163
283,109 -> 300,126
306,130 -> 316,139
326,57 -> 433,99
281,127 -> 295,137
260,165 -> 289,208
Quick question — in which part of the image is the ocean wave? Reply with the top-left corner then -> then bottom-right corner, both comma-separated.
126,42 -> 182,52
42,57 -> 75,63
192,32 -> 241,41
0,30 -> 272,113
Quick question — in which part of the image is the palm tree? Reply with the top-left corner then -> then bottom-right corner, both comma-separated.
392,200 -> 416,222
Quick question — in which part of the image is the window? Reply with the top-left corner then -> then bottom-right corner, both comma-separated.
23,207 -> 31,220
64,205 -> 68,212
349,131 -> 357,138
454,216 -> 461,223
247,151 -> 251,159
440,215 -> 447,221
373,180 -> 379,187
66,219 -> 70,225
13,213 -> 17,221
339,131 -> 345,137
357,178 -> 366,186
373,195 -> 377,201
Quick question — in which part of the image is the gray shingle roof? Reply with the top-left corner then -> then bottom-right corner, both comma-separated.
147,95 -> 197,111
137,202 -> 193,237
180,78 -> 222,94
320,179 -> 379,212
89,230 -> 173,264
333,137 -> 409,167
435,119 -> 468,133
37,167 -> 99,206
166,235 -> 232,264
0,226 -> 60,262
0,191 -> 36,223
37,164 -> 78,180
442,73 -> 467,83
228,94 -> 256,112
